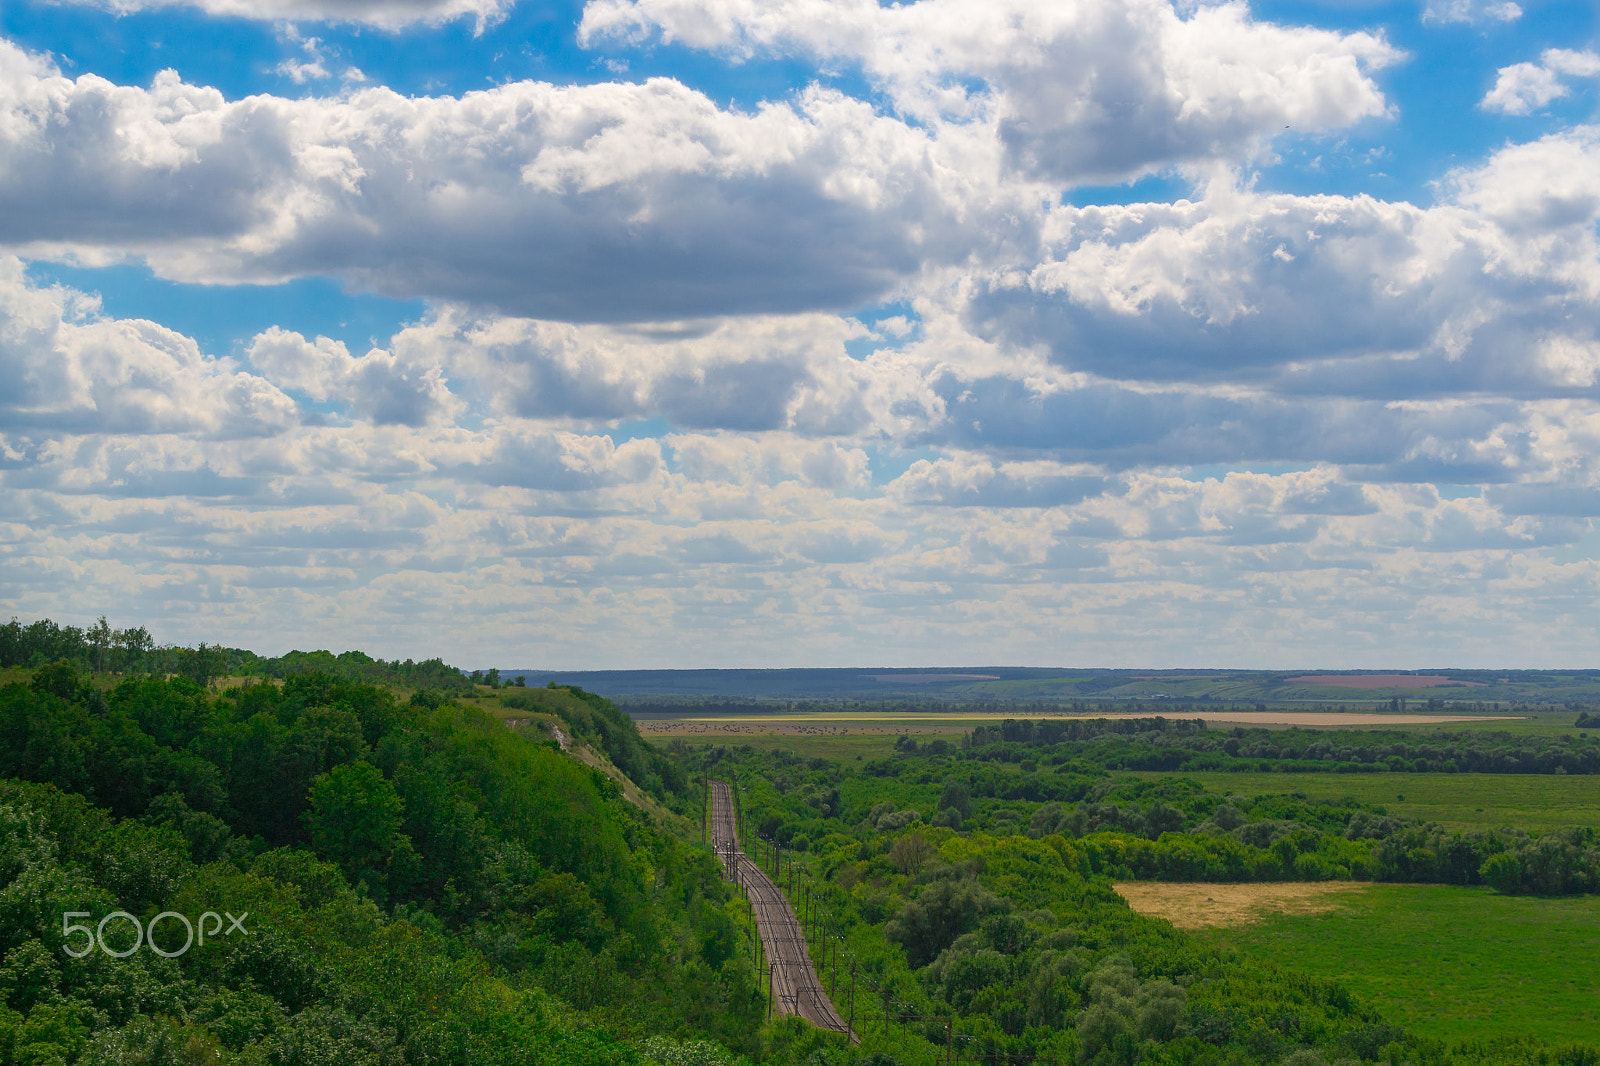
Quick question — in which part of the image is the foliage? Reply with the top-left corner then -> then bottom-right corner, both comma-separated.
0,659 -> 761,1064
306,761 -> 418,905
969,717 -> 1600,776
684,739 -> 1600,1066
1,616 -> 471,690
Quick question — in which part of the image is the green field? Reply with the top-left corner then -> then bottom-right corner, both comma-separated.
1191,884 -> 1600,1044
1380,712 -> 1597,736
1125,770 -> 1600,829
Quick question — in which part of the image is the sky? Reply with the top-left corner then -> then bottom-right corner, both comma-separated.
1,0 -> 1597,669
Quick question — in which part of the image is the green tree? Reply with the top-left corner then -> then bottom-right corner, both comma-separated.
27,662 -> 80,703
937,782 -> 974,820
1480,851 -> 1523,894
87,617 -> 112,674
306,761 -> 417,905
886,877 -> 1006,968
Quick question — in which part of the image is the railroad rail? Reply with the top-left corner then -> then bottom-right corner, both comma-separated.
709,780 -> 854,1040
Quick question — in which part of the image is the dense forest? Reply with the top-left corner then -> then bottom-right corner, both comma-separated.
0,618 -> 1597,1065
0,649 -> 765,1063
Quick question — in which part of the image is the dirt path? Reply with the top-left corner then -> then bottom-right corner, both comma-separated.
709,780 -> 854,1040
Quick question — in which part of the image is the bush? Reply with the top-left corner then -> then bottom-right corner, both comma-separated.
878,809 -> 922,832
1480,851 -> 1523,894
886,877 -> 1007,968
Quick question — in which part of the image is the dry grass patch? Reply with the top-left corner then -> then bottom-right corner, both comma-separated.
1114,881 -> 1368,930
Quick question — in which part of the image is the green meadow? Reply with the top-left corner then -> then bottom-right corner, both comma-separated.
1125,770 -> 1600,829
1191,884 -> 1600,1045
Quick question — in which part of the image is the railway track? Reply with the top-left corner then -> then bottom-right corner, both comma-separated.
709,780 -> 854,1040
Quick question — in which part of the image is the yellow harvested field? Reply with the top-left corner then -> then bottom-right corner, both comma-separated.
1114,881 -> 1368,930
638,721 -> 969,736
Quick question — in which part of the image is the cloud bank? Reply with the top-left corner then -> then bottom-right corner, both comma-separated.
0,0 -> 1596,665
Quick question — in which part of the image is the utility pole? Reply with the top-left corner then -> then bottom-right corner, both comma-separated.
848,960 -> 855,1037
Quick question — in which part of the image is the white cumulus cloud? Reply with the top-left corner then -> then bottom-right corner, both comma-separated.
0,257 -> 298,440
0,42 -> 1016,321
58,0 -> 513,31
1482,49 -> 1600,115
247,327 -> 459,427
968,128 -> 1600,401
580,0 -> 1401,183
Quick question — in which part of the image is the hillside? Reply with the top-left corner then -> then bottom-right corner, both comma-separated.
0,652 -> 769,1065
506,667 -> 1600,706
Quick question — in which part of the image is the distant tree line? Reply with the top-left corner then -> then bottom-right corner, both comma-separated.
0,616 -> 155,673
1,616 -> 470,690
244,647 -> 470,690
968,717 -> 1206,746
967,719 -> 1600,775
626,695 -> 1531,717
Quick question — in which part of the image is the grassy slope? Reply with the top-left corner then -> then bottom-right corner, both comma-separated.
1192,884 -> 1600,1044
1122,770 -> 1600,829
470,688 -> 693,829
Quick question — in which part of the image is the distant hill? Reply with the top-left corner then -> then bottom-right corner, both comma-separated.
500,667 -> 1600,705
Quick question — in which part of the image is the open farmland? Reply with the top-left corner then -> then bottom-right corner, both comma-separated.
632,709 -> 1524,730
1137,883 -> 1600,1045
1284,674 -> 1488,689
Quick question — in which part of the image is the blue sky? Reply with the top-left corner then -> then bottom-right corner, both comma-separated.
0,0 -> 1597,668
